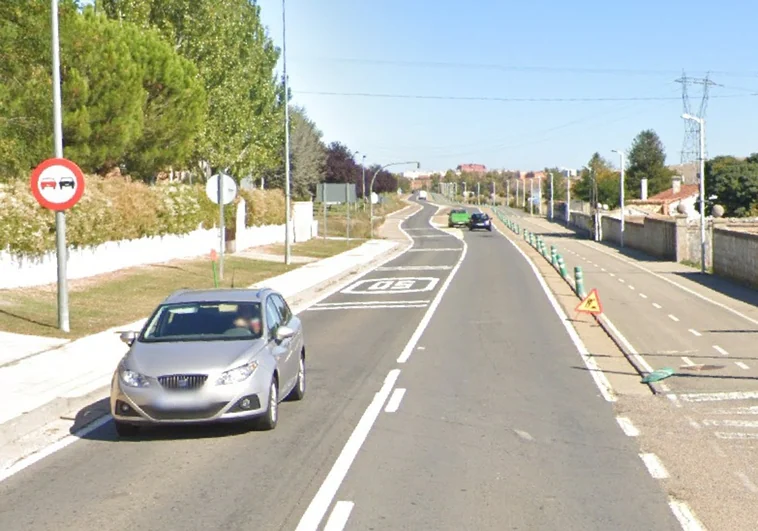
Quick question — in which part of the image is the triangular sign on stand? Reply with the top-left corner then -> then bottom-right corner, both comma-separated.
575,288 -> 603,315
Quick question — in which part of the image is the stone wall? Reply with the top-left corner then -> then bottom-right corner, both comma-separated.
713,228 -> 758,287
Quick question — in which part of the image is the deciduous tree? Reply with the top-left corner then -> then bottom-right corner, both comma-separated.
626,129 -> 674,198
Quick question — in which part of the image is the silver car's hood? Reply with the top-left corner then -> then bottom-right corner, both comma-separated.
125,339 -> 265,377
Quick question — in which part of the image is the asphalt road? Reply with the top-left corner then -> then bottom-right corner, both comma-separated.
504,207 -> 758,395
0,200 -> 680,530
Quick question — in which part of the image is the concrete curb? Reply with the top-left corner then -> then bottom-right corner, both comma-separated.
488,207 -> 665,396
0,200 -> 420,461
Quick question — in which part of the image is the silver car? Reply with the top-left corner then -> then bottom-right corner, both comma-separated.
110,288 -> 306,436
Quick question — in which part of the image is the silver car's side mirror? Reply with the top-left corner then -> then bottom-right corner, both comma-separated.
275,326 -> 295,341
119,331 -> 138,346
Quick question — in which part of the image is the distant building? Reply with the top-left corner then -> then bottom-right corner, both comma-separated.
628,176 -> 699,218
456,164 -> 487,174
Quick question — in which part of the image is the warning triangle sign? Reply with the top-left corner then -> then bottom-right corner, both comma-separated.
575,288 -> 603,315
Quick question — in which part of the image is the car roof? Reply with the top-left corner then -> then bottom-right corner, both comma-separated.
162,288 -> 276,304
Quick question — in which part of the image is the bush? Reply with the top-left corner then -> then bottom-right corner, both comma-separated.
0,175 -> 287,257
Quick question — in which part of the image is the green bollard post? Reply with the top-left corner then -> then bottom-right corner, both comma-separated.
550,246 -> 557,265
557,256 -> 567,277
574,266 -> 586,298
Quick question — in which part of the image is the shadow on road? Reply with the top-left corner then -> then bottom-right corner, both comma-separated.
70,397 -> 259,443
673,271 -> 758,313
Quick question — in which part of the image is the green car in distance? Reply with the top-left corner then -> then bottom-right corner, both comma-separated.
448,209 -> 470,228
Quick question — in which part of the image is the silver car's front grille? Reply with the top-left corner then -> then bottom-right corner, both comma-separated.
158,374 -> 208,390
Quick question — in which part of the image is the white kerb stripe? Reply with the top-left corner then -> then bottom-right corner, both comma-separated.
639,453 -> 669,479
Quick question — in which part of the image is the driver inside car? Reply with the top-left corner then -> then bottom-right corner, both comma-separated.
233,304 -> 262,336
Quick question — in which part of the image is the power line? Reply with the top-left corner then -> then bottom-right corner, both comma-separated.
290,56 -> 758,79
294,90 -> 753,103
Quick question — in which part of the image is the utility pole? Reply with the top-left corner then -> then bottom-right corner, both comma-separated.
566,173 -> 571,224
477,181 -> 480,206
506,180 -> 510,207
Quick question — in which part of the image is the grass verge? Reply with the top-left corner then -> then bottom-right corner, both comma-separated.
0,237 -> 364,339
265,238 -> 363,258
315,195 -> 405,238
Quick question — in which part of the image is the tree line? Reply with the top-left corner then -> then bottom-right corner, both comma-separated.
0,0 -> 401,198
566,130 -> 757,218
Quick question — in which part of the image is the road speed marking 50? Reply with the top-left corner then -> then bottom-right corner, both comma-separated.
341,277 -> 440,295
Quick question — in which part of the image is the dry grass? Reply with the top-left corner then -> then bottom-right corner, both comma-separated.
0,256 -> 296,339
265,238 -> 363,258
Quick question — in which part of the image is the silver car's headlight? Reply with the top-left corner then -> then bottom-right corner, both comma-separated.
120,369 -> 150,388
217,361 -> 259,385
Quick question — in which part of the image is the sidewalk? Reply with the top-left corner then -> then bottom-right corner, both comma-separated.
0,202 -> 418,457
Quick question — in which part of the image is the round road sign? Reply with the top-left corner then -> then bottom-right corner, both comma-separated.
206,173 -> 238,205
30,158 -> 86,211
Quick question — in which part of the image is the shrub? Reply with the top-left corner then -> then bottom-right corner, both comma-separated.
0,175 -> 287,257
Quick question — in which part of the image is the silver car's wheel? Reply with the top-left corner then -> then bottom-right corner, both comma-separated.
286,354 -> 306,401
253,378 -> 278,431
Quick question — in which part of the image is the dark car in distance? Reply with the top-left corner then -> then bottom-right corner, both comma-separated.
468,212 -> 492,231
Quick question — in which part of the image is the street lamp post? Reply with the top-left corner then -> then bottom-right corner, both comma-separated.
611,149 -> 625,247
583,164 -> 599,241
282,0 -> 292,265
683,113 -> 707,273
369,161 -> 420,238
537,176 -> 542,215
566,172 -> 571,224
549,172 -> 554,220
529,178 -> 534,215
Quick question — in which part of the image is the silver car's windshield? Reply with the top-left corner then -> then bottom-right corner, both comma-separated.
141,301 -> 264,343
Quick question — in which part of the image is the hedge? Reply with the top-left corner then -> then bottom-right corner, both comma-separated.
0,176 -> 286,258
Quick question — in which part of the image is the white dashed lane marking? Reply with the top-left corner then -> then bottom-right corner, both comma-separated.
639,293 -> 648,299
668,314 -> 680,322
653,303 -> 662,309
688,329 -> 702,337
639,453 -> 669,479
736,361 -> 750,370
713,345 -> 729,356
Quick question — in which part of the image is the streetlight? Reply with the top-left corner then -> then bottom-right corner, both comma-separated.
565,170 -> 571,224
583,164 -> 600,241
548,171 -> 554,220
611,149 -> 625,247
682,113 -> 707,273
369,161 -> 420,238
282,0 -> 292,265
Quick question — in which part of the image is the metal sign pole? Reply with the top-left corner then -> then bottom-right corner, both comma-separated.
51,0 -> 69,332
323,183 -> 327,239
345,183 -> 350,240
218,173 -> 225,280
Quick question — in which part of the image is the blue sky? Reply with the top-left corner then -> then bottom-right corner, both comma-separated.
257,0 -> 758,173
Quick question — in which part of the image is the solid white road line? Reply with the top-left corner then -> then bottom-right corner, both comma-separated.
688,328 -> 702,336
669,498 -> 707,531
323,501 -> 355,531
668,314 -> 680,322
407,248 -> 462,252
396,243 -> 468,364
639,453 -> 669,479
616,416 -> 640,437
308,304 -> 428,311
384,388 -> 406,413
715,432 -> 758,440
736,361 -> 750,370
295,370 -> 400,531
315,300 -> 431,306
713,345 -> 729,356
703,419 -> 758,428
492,223 -> 616,402
376,265 -> 453,271
0,415 -> 111,483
